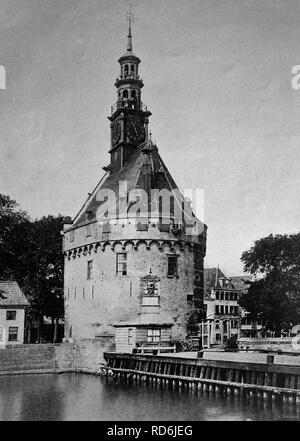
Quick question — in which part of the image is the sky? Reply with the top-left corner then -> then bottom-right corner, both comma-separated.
1,0 -> 300,276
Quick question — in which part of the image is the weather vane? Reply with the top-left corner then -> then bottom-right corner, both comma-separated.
126,0 -> 137,29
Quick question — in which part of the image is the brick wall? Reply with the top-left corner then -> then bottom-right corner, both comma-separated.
0,344 -> 58,373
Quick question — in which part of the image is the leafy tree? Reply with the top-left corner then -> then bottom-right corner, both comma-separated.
0,194 -> 64,342
240,233 -> 300,335
19,216 -> 65,343
0,195 -> 30,279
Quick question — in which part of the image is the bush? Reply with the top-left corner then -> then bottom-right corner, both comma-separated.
225,334 -> 239,352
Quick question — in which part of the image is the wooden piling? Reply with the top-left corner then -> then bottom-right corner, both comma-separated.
102,352 -> 300,405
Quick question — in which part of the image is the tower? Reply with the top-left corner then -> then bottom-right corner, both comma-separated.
108,11 -> 151,174
62,13 -> 207,350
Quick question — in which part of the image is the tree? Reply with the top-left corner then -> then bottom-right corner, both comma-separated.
0,194 -> 64,342
0,194 -> 30,279
21,215 -> 65,343
240,233 -> 300,335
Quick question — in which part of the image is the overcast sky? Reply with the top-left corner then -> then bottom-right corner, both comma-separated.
1,0 -> 300,275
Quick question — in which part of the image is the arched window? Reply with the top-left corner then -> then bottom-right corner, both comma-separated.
123,90 -> 128,99
124,65 -> 129,76
131,65 -> 135,74
131,90 -> 136,98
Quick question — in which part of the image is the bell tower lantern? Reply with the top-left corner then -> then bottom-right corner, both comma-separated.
108,7 -> 152,173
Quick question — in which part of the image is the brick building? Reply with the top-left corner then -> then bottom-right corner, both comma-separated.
62,20 -> 207,349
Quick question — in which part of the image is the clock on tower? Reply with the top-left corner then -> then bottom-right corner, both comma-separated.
108,9 -> 151,169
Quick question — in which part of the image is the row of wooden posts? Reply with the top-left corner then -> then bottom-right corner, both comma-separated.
103,353 -> 300,405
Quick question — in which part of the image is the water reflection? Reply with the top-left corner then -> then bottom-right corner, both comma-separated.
0,375 -> 65,421
0,374 -> 298,421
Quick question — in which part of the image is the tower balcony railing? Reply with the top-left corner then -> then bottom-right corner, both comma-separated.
111,99 -> 148,115
117,74 -> 142,81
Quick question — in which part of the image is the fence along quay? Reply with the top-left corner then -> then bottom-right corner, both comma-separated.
103,352 -> 300,405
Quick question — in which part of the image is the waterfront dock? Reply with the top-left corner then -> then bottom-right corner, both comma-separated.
103,352 -> 300,404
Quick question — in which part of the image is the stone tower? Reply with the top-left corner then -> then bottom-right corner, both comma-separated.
62,18 -> 207,346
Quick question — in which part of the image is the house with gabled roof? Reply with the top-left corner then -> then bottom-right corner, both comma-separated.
0,281 -> 29,346
203,268 -> 244,345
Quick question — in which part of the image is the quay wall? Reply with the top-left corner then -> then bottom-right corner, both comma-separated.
0,338 -> 114,375
0,344 -> 58,374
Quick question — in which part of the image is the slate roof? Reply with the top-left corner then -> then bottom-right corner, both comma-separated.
72,139 -> 206,233
0,281 -> 30,307
204,267 -> 226,298
204,268 -> 251,299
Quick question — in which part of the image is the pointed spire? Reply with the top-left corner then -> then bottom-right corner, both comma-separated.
126,2 -> 135,52
127,19 -> 133,52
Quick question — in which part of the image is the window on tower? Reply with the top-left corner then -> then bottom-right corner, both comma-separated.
87,261 -> 93,280
167,255 -> 178,277
116,253 -> 127,276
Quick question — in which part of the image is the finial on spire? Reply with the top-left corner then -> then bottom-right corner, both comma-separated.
126,1 -> 136,52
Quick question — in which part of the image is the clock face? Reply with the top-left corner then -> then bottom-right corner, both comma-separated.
126,120 -> 146,143
112,121 -> 121,144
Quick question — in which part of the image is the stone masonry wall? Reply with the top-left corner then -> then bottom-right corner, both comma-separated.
64,234 -> 200,341
0,344 -> 58,374
0,339 -> 115,375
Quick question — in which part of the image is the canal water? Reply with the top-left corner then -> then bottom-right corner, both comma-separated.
0,373 -> 298,421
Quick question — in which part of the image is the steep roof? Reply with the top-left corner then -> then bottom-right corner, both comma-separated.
0,281 -> 30,307
204,268 -> 251,299
72,140 -> 205,232
204,267 -> 227,298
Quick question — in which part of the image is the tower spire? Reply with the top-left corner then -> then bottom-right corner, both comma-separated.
126,2 -> 135,52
